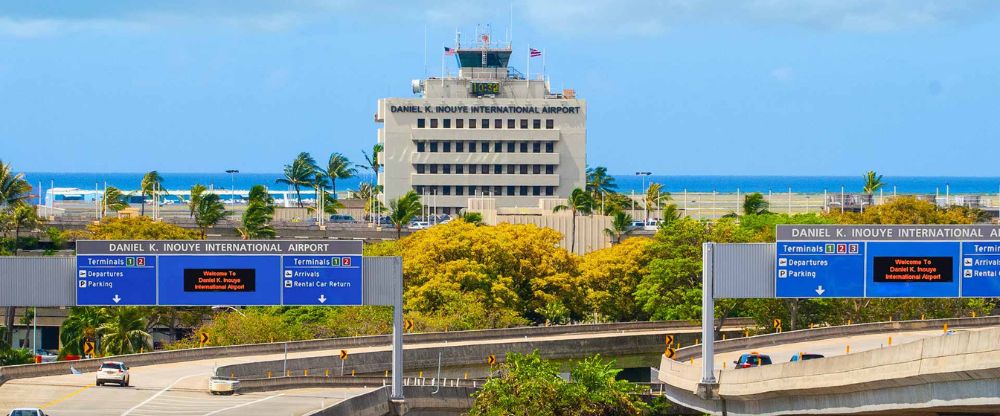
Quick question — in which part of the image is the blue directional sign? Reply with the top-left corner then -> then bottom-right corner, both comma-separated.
281,255 -> 363,305
960,242 -> 1000,297
75,240 -> 363,306
76,255 -> 157,305
776,225 -> 1000,298
776,241 -> 865,298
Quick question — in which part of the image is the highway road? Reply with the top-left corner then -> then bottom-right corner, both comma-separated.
0,326 -> 699,416
692,327 -> 981,369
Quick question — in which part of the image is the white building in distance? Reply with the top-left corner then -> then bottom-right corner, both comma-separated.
374,33 -> 587,215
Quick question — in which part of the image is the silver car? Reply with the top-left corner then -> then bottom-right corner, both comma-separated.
96,361 -> 130,387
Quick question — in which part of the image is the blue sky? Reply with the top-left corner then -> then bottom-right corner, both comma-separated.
2,0 -> 999,176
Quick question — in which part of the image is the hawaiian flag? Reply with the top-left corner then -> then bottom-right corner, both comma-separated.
444,46 -> 455,56
530,48 -> 542,58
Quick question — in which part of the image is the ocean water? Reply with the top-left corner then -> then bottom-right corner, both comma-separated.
22,172 -> 1000,203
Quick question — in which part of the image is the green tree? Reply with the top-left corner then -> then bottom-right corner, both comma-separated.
660,203 -> 681,226
99,307 -> 152,356
552,187 -> 595,253
139,171 -> 164,217
743,192 -> 770,215
353,182 -> 384,214
60,307 -> 109,357
388,190 -> 422,239
276,152 -> 317,207
9,203 -> 40,256
863,170 -> 884,194
358,143 -> 383,181
579,238 -> 652,322
323,152 -> 356,198
586,166 -> 618,200
470,351 -> 645,416
238,185 -> 276,239
461,211 -> 484,225
194,193 -> 228,239
604,210 -> 633,244
101,186 -> 129,217
0,160 -> 31,208
186,184 -> 207,218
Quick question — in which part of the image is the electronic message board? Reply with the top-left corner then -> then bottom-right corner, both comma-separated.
776,225 -> 1000,298
76,240 -> 362,306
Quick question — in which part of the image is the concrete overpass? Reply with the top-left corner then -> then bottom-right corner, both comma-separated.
659,317 -> 1000,415
0,320 -> 741,415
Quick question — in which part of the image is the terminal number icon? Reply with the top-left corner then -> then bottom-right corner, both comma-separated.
342,257 -> 352,267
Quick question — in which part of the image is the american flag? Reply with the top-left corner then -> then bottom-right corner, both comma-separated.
530,48 -> 542,58
444,46 -> 455,56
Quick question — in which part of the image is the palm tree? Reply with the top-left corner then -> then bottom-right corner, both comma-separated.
101,186 -> 129,217
660,203 -> 681,226
0,160 -> 31,208
276,152 -> 317,207
186,184 -> 207,218
237,185 -> 275,239
324,153 -> 356,198
139,171 -> 164,217
353,183 -> 383,214
742,192 -> 770,215
194,194 -> 228,239
60,307 -> 109,357
359,143 -> 383,179
643,183 -> 670,223
863,170 -> 884,194
388,191 -> 422,239
604,210 -> 633,244
10,203 -> 40,256
586,166 -> 618,200
552,188 -> 595,253
99,307 -> 151,356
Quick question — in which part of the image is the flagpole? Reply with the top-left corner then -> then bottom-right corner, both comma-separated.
543,48 -> 546,81
526,43 -> 530,81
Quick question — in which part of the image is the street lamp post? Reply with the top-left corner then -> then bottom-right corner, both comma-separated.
635,171 -> 652,223
225,169 -> 239,206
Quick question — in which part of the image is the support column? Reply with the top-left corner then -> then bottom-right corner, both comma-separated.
698,242 -> 718,399
392,271 -> 404,400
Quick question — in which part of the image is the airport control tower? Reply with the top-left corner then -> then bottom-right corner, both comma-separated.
375,27 -> 587,214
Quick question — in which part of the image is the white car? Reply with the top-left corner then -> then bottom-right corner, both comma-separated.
209,376 -> 240,395
8,409 -> 49,416
96,361 -> 130,387
407,221 -> 430,230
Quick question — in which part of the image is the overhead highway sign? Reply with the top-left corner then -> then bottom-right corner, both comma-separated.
76,240 -> 363,306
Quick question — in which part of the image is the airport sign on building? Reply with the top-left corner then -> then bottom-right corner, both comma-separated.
775,225 -> 1000,298
76,240 -> 362,306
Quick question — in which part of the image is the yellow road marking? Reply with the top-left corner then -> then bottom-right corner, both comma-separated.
39,384 -> 93,409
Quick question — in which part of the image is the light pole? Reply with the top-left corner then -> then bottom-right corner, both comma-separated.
225,169 -> 239,205
636,171 -> 652,223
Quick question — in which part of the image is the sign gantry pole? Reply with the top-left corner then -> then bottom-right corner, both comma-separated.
391,261 -> 404,400
700,242 -> 717,390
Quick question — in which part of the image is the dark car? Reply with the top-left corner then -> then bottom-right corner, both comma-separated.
789,353 -> 824,362
734,352 -> 772,368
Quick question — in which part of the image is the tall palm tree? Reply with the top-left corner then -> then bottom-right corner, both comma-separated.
60,307 -> 109,357
101,186 -> 129,217
388,191 -> 422,239
353,183 -> 383,214
604,210 -> 633,244
186,184 -> 207,218
10,203 -> 40,256
660,203 -> 681,226
359,143 -> 383,179
98,307 -> 151,356
276,152 -> 317,207
552,188 -> 595,253
586,166 -> 618,200
863,170 -> 884,194
324,153 -> 356,198
194,194 -> 228,239
643,183 -> 670,223
237,185 -> 275,239
139,171 -> 164,217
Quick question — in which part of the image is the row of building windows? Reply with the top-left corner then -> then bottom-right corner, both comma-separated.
417,118 -> 555,130
417,140 -> 554,153
415,164 -> 555,175
414,185 -> 555,197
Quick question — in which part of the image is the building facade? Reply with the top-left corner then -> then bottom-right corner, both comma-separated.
375,39 -> 587,214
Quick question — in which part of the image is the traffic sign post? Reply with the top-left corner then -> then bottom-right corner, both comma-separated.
199,332 -> 209,347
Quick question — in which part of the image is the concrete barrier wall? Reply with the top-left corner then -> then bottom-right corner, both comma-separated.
308,386 -> 477,416
0,319 -> 746,384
